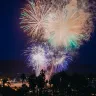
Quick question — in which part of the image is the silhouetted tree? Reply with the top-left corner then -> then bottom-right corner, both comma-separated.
37,69 -> 45,96
20,73 -> 26,84
17,84 -> 28,96
28,74 -> 36,94
2,78 -> 8,87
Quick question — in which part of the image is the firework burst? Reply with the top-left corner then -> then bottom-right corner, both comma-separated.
24,42 -> 50,76
20,0 -> 93,49
24,42 -> 71,77
20,0 -> 94,78
20,0 -> 52,41
44,0 -> 92,49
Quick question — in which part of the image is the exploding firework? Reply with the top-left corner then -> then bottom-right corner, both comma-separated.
20,0 -> 93,49
20,0 -> 52,41
24,42 -> 50,76
24,42 -> 71,77
44,0 -> 92,49
20,0 -> 94,78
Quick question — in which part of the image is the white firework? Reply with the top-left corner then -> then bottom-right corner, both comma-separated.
20,0 -> 53,39
44,0 -> 91,48
24,42 -> 70,76
26,43 -> 50,76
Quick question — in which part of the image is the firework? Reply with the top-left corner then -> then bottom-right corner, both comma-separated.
24,42 -> 70,77
20,0 -> 52,41
45,52 -> 72,80
20,0 -> 94,78
25,42 -> 50,76
44,0 -> 92,49
20,0 -> 93,49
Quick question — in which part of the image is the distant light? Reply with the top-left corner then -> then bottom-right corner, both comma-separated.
91,93 -> 94,96
4,83 -> 8,86
29,90 -> 32,93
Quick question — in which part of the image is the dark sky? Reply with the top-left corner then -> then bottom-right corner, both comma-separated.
0,0 -> 96,75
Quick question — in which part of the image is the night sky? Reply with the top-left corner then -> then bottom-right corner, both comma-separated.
0,0 -> 96,75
